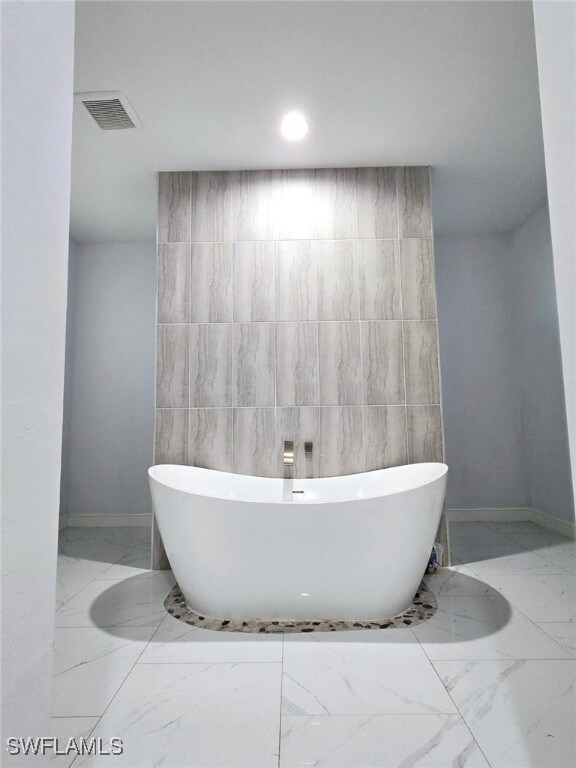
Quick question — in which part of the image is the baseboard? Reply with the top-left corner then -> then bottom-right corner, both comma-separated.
448,507 -> 576,540
66,513 -> 152,528
448,507 -> 533,522
59,516 -> 68,531
527,507 -> 576,540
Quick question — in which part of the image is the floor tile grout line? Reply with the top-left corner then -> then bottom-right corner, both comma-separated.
441,550 -> 576,645
55,541 -> 142,611
68,717 -> 102,768
408,627 -> 494,768
425,567 -> 576,655
277,635 -> 285,768
66,603 -> 172,766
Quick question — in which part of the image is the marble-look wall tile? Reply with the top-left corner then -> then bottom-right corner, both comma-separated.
157,244 -> 190,324
156,168 -> 444,491
276,407 -> 321,479
407,405 -> 443,463
361,321 -> 405,405
318,322 -> 362,405
233,408 -> 277,477
404,321 -> 440,404
189,324 -> 232,407
233,241 -> 274,321
401,239 -> 437,320
190,243 -> 232,323
317,240 -> 359,320
190,171 -> 231,242
356,167 -> 398,239
364,406 -> 408,470
233,323 -> 275,407
275,323 -> 319,406
155,409 -> 189,464
156,325 -> 189,408
358,240 -> 401,320
319,406 -> 364,476
189,408 -> 233,471
231,170 -> 278,241
276,170 -> 315,240
314,168 -> 357,240
158,172 -> 191,243
275,241 -> 317,322
397,167 -> 432,238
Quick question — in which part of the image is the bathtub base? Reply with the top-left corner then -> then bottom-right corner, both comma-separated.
164,581 -> 438,633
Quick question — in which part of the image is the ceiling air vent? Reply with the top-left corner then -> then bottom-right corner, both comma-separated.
75,91 -> 141,130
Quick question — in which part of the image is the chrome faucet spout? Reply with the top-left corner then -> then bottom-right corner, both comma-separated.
283,440 -> 294,467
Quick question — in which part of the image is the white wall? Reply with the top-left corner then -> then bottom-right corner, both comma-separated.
533,0 -> 576,506
435,235 -> 527,509
509,206 -> 574,523
63,242 -> 156,518
60,237 -> 77,518
436,212 -> 574,524
1,0 -> 75,751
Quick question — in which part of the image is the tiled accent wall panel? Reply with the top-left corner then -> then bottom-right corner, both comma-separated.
154,167 -> 447,565
156,166 -> 444,476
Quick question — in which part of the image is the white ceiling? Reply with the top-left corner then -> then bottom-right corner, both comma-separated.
71,0 -> 547,242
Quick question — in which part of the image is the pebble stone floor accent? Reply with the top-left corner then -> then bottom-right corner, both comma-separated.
164,582 -> 438,633
52,523 -> 576,768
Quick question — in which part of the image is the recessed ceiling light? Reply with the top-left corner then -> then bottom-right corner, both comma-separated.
280,111 -> 309,141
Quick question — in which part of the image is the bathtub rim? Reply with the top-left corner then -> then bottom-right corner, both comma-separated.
148,462 -> 448,507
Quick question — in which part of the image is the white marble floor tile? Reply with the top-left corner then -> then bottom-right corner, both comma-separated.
482,521 -> 543,535
58,528 -> 145,564
448,523 -> 513,548
460,547 -> 566,576
138,614 -> 283,663
423,565 -> 493,598
280,714 -> 489,767
536,623 -> 576,657
74,663 -> 282,767
97,543 -> 152,580
282,630 -> 456,715
49,717 -> 99,767
450,538 -> 523,560
478,573 -> 576,622
413,594 -> 571,660
503,531 -> 576,556
544,553 -> 576,575
55,571 -> 174,628
434,659 -> 576,767
56,557 -> 113,608
52,626 -> 155,716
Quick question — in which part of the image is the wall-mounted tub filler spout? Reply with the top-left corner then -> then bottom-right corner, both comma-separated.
283,440 -> 294,479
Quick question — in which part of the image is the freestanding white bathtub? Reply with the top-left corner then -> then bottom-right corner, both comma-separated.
148,463 -> 448,622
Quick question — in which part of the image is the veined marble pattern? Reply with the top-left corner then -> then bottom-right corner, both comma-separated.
280,714 -> 490,767
435,659 -> 576,768
53,523 -> 576,768
49,718 -> 99,768
155,169 -> 448,575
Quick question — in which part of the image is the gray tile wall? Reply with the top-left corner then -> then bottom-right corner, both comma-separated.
155,167 -> 444,478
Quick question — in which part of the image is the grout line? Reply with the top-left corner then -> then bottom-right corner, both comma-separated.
135,660 -> 284,665
157,237 -> 434,246
353,173 -> 366,465
57,539 -> 152,767
395,170 -> 410,464
154,403 -> 440,410
230,178 -> 236,471
277,635 -> 285,768
409,628 -> 494,768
